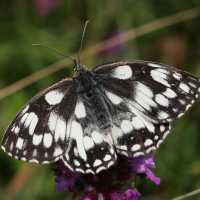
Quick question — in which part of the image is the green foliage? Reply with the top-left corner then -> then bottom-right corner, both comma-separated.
1,0 -> 200,199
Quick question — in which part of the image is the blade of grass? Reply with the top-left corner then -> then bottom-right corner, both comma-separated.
171,188 -> 200,200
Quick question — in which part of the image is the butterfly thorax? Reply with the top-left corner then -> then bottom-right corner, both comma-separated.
73,68 -> 113,133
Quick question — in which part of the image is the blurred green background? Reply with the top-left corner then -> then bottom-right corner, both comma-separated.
0,1 -> 200,200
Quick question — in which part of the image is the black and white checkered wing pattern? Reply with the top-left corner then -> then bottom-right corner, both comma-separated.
93,60 -> 200,123
1,77 -> 116,174
93,60 -> 200,156
1,78 -> 77,164
61,109 -> 116,174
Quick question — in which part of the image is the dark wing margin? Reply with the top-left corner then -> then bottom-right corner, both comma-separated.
1,78 -> 78,164
92,60 -> 200,123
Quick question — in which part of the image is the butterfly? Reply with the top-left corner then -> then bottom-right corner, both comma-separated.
1,23 -> 200,174
2,58 -> 200,174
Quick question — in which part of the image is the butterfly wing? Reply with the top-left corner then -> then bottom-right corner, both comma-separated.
61,113 -> 116,174
91,84 -> 171,157
1,77 -> 116,174
93,60 -> 200,123
92,60 -> 200,156
1,78 -> 78,164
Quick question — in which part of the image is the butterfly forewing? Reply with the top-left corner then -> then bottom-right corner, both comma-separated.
1,78 -> 77,164
93,60 -> 200,123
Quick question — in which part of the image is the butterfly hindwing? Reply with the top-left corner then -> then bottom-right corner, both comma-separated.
61,96 -> 117,174
1,78 -> 77,164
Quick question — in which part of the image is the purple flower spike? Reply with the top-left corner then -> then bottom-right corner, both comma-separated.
110,189 -> 141,200
110,193 -> 124,200
145,169 -> 161,185
53,152 -> 161,199
129,152 -> 161,185
125,189 -> 141,200
54,162 -> 82,191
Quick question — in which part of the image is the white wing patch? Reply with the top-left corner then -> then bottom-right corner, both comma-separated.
162,88 -> 177,98
134,83 -> 157,111
54,118 -> 66,142
121,120 -> 133,133
29,114 -> 38,135
132,117 -> 145,129
43,133 -> 53,148
151,69 -> 170,87
48,112 -> 58,132
83,136 -> 95,150
91,131 -> 104,144
53,147 -> 63,157
14,126 -> 20,134
173,73 -> 182,80
155,94 -> 169,107
24,112 -> 36,128
32,134 -> 43,146
45,90 -> 65,105
105,91 -> 122,105
144,139 -> 153,147
16,138 -> 24,149
179,83 -> 190,93
72,120 -> 87,161
136,83 -> 154,98
112,65 -> 132,80
75,100 -> 86,118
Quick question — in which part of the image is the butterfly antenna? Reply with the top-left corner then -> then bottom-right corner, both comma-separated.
32,44 -> 75,63
78,21 -> 89,63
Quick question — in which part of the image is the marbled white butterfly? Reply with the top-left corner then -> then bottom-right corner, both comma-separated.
1,23 -> 200,174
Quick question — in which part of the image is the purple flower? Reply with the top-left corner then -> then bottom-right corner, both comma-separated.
52,151 -> 160,199
124,189 -> 141,200
110,189 -> 141,200
54,162 -> 82,191
129,152 -> 161,185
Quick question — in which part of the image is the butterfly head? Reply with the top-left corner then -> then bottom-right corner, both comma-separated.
73,60 -> 88,76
